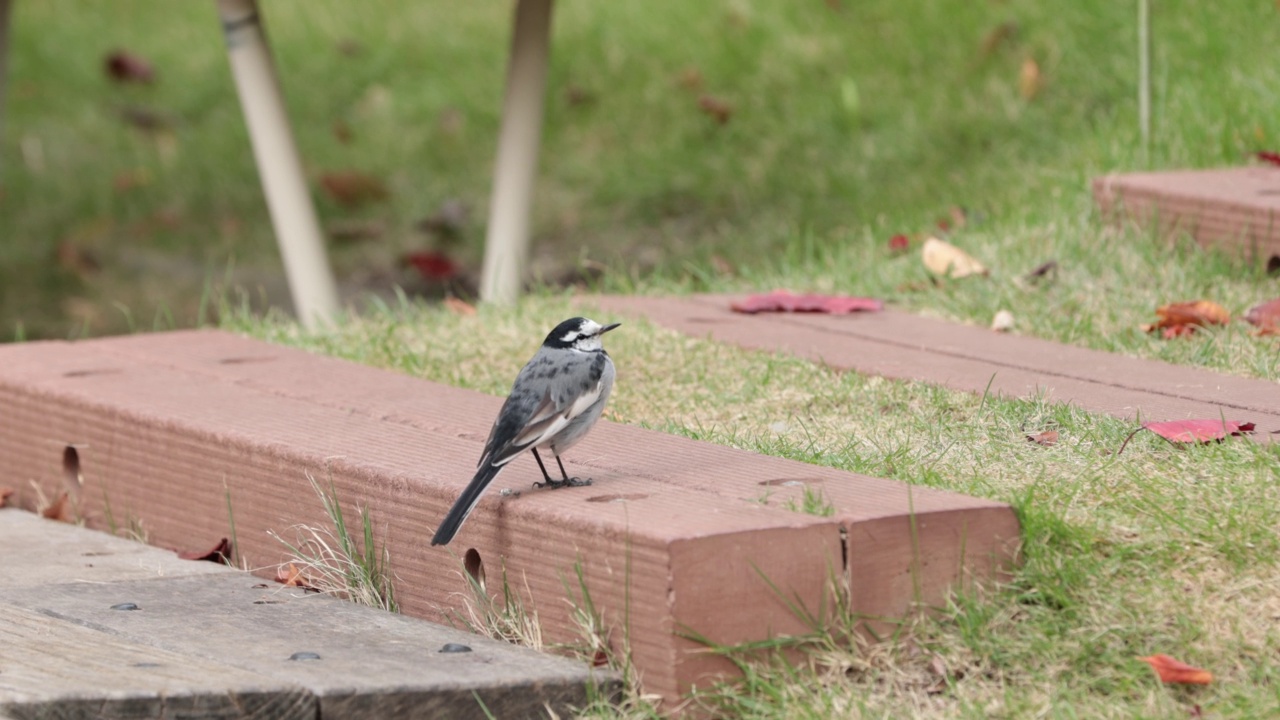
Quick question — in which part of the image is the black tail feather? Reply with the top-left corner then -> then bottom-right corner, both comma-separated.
432,463 -> 504,546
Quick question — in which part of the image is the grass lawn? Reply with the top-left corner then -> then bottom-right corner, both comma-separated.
11,0 -> 1280,717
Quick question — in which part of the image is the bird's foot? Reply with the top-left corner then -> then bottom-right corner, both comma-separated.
533,477 -> 593,490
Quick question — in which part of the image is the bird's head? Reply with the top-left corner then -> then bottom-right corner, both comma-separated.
544,317 -> 621,352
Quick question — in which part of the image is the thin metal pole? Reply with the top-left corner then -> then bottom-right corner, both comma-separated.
480,0 -> 554,305
1138,0 -> 1151,161
216,0 -> 338,329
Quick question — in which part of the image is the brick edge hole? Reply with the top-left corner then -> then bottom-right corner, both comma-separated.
464,548 -> 485,593
62,446 -> 83,499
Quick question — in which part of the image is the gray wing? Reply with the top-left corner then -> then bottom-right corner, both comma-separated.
480,351 -> 609,468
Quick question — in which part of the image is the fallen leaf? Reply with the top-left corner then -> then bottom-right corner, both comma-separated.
118,106 -> 172,134
922,237 -> 988,278
564,84 -> 596,107
104,50 -> 156,84
112,168 -> 151,193
1143,419 -> 1255,444
1139,654 -> 1214,685
888,234 -> 910,253
979,21 -> 1019,59
275,563 -> 321,591
677,67 -> 704,91
991,309 -> 1015,332
178,537 -> 233,564
319,171 -> 389,207
1019,57 -> 1042,100
1142,300 -> 1230,337
1245,298 -> 1280,334
327,219 -> 386,243
55,241 -> 102,277
731,290 -> 884,315
416,199 -> 470,241
332,120 -> 354,144
698,95 -> 733,125
42,491 -> 72,523
710,254 -> 736,276
437,107 -> 464,136
1024,259 -> 1058,284
1026,430 -> 1059,446
0,487 -> 14,507
402,251 -> 459,280
444,296 -> 477,316
1256,151 -> 1280,167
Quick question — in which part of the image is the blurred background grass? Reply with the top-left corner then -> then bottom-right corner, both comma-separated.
3,0 -> 1278,339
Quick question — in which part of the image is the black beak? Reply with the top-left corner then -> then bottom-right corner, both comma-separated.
601,322 -> 621,334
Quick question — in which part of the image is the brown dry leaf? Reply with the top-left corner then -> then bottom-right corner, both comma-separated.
444,296 -> 477,316
678,67 -> 704,91
1026,430 -> 1059,446
1142,300 -> 1230,337
319,171 -> 389,207
1245,298 -> 1280,334
275,563 -> 320,591
56,241 -> 102,277
327,219 -> 386,243
1019,57 -> 1042,100
698,95 -> 733,125
979,21 -> 1019,58
177,538 -> 233,564
332,120 -> 354,145
1138,654 -> 1214,685
0,487 -> 14,508
41,490 -> 73,523
922,237 -> 988,278
710,254 -> 736,276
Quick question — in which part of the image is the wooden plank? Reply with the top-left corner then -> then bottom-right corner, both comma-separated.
1,572 -> 608,720
0,331 -> 1018,705
0,604 -> 313,720
0,509 -> 612,720
587,294 -> 1280,436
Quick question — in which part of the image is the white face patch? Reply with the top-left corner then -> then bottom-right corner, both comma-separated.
561,320 -> 605,351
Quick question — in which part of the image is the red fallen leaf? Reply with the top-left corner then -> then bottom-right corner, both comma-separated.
443,296 -> 477,316
1255,151 -> 1280,166
888,234 -> 910,252
1144,419 -> 1255,443
731,290 -> 884,315
1139,654 -> 1214,685
178,537 -> 233,564
1245,298 -> 1280,334
1142,300 -> 1230,337
402,251 -> 459,280
1026,430 -> 1059,446
319,171 -> 389,207
275,563 -> 321,592
42,491 -> 73,523
0,487 -> 14,508
698,95 -> 733,125
105,50 -> 156,84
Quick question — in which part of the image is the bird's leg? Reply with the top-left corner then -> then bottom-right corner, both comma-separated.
531,449 -> 558,488
532,450 -> 592,489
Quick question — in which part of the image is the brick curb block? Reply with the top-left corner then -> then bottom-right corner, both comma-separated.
0,331 -> 1020,707
587,294 -> 1280,437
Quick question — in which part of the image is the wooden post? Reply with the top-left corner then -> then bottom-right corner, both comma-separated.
216,0 -> 338,329
480,0 -> 554,305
